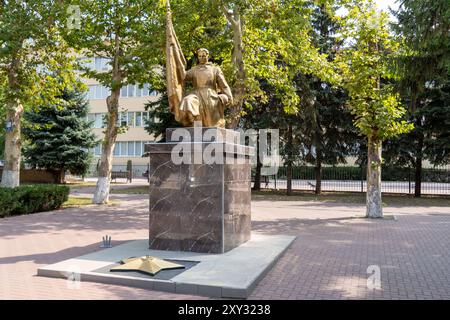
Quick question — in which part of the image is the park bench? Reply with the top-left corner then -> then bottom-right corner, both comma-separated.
111,170 -> 132,183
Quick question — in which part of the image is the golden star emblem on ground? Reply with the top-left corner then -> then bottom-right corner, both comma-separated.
110,256 -> 185,276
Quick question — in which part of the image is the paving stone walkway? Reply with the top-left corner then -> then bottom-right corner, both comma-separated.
1,193 -> 449,299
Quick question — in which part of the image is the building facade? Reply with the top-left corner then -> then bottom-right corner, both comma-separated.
82,57 -> 157,177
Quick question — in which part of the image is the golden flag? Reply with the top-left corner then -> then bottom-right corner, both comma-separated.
166,0 -> 186,122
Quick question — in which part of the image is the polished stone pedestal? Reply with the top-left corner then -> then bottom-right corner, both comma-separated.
145,127 -> 254,253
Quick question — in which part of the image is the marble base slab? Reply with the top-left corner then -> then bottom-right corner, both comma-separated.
37,234 -> 296,299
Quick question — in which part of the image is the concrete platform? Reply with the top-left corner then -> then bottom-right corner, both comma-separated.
37,233 -> 295,299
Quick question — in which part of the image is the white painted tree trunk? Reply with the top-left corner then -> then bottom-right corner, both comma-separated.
92,35 -> 122,204
93,176 -> 111,204
92,96 -> 119,204
366,135 -> 383,218
1,97 -> 23,188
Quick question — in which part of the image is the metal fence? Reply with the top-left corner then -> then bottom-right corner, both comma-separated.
252,165 -> 450,195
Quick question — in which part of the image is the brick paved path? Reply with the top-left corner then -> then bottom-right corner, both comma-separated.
1,194 -> 449,299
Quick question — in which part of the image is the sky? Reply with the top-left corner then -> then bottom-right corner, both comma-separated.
375,0 -> 400,14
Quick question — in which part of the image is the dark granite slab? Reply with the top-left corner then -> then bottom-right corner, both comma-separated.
146,128 -> 253,254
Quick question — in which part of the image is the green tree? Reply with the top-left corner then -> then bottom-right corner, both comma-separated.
335,0 -> 413,218
22,87 -> 98,183
0,1 -> 75,187
161,0 -> 335,128
385,0 -> 450,196
145,90 -> 180,142
240,79 -> 292,192
294,1 -> 359,194
63,0 -> 163,203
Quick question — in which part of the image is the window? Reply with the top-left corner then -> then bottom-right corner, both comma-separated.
120,142 -> 128,156
101,86 -> 110,98
135,112 -> 142,127
94,144 -> 101,156
101,58 -> 109,71
135,86 -> 142,97
109,141 -> 151,157
143,83 -> 150,96
95,57 -> 110,71
94,113 -> 103,128
113,143 -> 120,156
120,113 -> 128,127
117,84 -> 154,98
135,141 -> 142,156
127,112 -> 135,127
128,142 -> 135,156
95,57 -> 102,70
120,86 -> 128,98
127,84 -> 135,97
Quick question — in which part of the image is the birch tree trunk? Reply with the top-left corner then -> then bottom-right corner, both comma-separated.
366,135 -> 383,218
1,59 -> 23,188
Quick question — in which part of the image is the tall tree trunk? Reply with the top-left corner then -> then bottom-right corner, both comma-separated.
315,157 -> 322,195
286,124 -> 293,196
286,163 -> 293,195
1,59 -> 23,188
92,34 -> 122,204
92,93 -> 119,204
252,133 -> 262,191
1,103 -> 23,188
410,88 -> 423,197
414,132 -> 423,197
366,135 -> 383,218
222,5 -> 245,129
58,168 -> 65,184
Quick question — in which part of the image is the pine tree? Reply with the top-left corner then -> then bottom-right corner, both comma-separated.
293,2 -> 360,195
23,88 -> 98,183
144,90 -> 180,142
386,0 -> 450,196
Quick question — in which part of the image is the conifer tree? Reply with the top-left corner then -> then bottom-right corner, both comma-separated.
23,88 -> 98,183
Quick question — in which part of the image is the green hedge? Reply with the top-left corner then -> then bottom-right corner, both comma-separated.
0,184 -> 69,217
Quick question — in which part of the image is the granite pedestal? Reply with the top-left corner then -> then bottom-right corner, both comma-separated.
145,127 -> 254,253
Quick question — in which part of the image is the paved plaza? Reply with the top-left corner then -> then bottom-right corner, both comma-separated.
1,189 -> 449,300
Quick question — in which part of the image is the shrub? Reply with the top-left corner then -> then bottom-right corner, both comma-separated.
0,184 -> 69,217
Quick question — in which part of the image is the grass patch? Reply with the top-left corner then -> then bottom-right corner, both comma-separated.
65,181 -> 97,188
65,181 -> 128,188
62,197 -> 120,208
110,186 -> 148,194
62,197 -> 93,207
251,189 -> 450,207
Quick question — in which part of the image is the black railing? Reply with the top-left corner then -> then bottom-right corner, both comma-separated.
253,165 -> 450,195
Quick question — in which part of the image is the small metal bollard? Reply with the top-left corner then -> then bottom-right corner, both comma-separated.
100,235 -> 112,248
